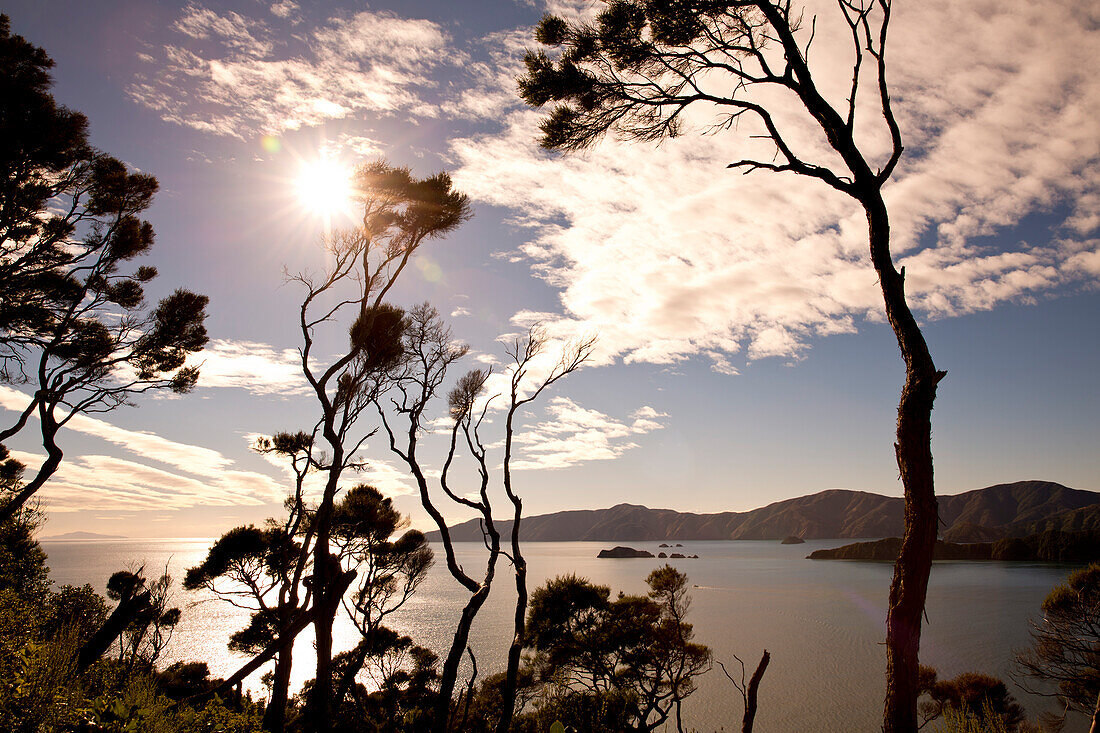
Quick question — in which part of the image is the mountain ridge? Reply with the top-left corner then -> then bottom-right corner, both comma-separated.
424,481 -> 1100,542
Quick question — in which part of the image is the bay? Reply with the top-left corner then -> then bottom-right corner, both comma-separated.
41,538 -> 1078,732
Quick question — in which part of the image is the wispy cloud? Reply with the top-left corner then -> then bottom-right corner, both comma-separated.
12,449 -> 273,513
191,338 -> 306,395
450,0 -> 1100,369
354,458 -> 416,498
129,0 -> 1098,372
509,397 -> 666,471
0,386 -> 285,512
129,6 -> 455,138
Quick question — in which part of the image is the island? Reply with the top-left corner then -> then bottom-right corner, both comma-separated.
41,531 -> 127,541
808,529 -> 1100,563
597,546 -> 655,558
781,535 -> 805,545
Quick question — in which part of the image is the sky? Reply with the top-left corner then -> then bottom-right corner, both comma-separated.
2,0 -> 1098,538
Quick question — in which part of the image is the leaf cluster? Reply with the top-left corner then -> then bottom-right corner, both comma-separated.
0,14 -> 209,522
519,1 -> 762,150
521,566 -> 711,731
1015,563 -> 1100,715
917,667 -> 1027,732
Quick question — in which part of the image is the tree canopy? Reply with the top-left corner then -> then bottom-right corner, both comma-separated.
521,566 -> 711,732
520,4 -> 943,731
1016,563 -> 1100,727
0,14 -> 209,523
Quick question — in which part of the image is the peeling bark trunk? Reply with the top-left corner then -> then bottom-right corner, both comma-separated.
742,650 -> 770,733
862,194 -> 943,733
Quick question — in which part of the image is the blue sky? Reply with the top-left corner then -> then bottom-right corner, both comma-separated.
3,0 -> 1098,538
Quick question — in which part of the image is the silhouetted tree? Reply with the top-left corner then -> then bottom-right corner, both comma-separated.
290,161 -> 469,732
917,667 -> 1027,732
520,566 -> 711,732
0,449 -> 47,600
184,431 -> 316,732
519,3 -> 942,730
374,304 -> 488,732
718,649 -> 771,733
185,521 -> 306,731
321,627 -> 440,733
329,484 -> 433,708
374,307 -> 592,732
497,328 -> 595,733
114,568 -> 180,671
0,15 -> 209,523
1015,563 -> 1100,732
77,566 -> 178,673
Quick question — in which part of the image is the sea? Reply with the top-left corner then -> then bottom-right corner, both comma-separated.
40,538 -> 1084,732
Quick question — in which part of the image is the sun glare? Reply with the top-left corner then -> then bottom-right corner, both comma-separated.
295,158 -> 354,220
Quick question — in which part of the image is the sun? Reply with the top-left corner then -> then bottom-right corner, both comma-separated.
295,158 -> 355,219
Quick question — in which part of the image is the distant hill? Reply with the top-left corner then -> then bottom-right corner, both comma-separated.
425,481 -> 1099,542
42,531 -> 127,540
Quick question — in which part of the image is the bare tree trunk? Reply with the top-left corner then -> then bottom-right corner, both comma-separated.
332,640 -> 370,711
310,549 -> 349,732
308,430 -> 346,733
311,554 -> 335,731
0,414 -> 61,524
192,602 -> 330,704
496,494 -> 527,733
863,195 -> 944,733
496,551 -> 527,733
1090,689 -> 1100,733
433,585 -> 492,733
77,587 -> 150,673
262,646 -> 293,732
742,650 -> 770,733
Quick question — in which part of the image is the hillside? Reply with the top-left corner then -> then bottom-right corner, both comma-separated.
425,481 -> 1099,542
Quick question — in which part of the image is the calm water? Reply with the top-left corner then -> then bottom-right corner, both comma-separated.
41,539 -> 1079,732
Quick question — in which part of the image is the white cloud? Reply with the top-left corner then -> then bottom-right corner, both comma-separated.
0,386 -> 286,512
354,458 -> 416,498
127,0 -> 1099,372
12,450 -> 273,513
449,0 -> 1100,369
129,7 -> 454,137
191,339 -> 307,395
173,4 -> 274,58
268,1 -> 300,22
509,397 -> 665,471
